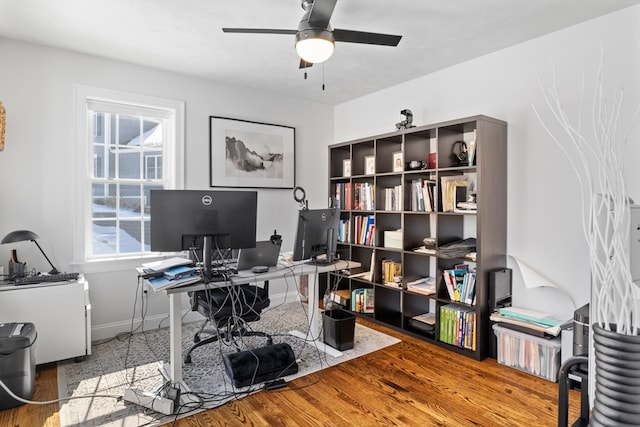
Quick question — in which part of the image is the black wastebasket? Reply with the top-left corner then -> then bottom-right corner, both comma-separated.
323,309 -> 355,351
0,322 -> 36,410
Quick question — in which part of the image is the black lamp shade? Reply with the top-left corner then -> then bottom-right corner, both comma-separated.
1,230 -> 40,244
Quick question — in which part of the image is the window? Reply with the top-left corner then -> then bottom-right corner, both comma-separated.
74,86 -> 184,263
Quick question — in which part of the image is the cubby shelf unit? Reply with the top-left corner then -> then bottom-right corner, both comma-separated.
325,115 -> 507,360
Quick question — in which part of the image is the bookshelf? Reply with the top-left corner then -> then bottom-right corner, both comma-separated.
326,115 -> 507,360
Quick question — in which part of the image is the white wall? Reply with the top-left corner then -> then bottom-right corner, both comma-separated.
0,38 -> 333,340
334,5 -> 640,320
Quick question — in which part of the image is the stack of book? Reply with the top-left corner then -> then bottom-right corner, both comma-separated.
490,307 -> 568,337
351,288 -> 374,313
406,277 -> 436,295
439,304 -> 476,350
354,214 -> 375,246
408,312 -> 436,337
442,268 -> 476,304
380,259 -> 402,286
383,184 -> 403,211
410,178 -> 435,212
143,258 -> 201,291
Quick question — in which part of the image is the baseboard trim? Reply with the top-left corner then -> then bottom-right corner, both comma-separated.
90,289 -> 301,342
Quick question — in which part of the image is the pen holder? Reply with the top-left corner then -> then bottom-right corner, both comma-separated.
8,260 -> 26,278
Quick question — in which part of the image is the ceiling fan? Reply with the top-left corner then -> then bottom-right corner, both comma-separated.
222,0 -> 402,68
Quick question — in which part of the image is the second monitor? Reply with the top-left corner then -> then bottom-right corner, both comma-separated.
292,208 -> 340,264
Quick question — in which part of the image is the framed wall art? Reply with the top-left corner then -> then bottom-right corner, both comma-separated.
210,116 -> 295,188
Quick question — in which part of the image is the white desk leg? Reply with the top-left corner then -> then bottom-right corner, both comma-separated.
308,271 -> 320,340
289,270 -> 343,358
169,293 -> 182,385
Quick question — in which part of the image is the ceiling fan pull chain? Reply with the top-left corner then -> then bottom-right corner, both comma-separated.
322,63 -> 325,91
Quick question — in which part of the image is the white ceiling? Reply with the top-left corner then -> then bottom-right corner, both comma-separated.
1,0 -> 638,105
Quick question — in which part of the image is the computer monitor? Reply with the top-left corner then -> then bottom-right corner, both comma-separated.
292,208 -> 340,264
150,189 -> 257,276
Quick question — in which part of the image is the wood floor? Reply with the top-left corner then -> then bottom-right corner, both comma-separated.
0,319 -> 580,426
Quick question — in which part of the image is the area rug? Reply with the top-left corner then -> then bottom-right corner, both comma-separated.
57,301 -> 400,427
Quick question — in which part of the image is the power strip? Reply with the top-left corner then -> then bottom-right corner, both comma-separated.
123,387 -> 175,415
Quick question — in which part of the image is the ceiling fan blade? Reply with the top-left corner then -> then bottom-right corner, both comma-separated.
307,0 -> 337,28
222,28 -> 297,35
299,59 -> 314,69
333,29 -> 402,46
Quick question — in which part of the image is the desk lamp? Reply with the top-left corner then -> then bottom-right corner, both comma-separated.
1,229 -> 59,274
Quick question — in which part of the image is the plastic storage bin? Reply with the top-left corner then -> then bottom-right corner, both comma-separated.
493,324 -> 561,382
0,322 -> 36,410
323,309 -> 356,351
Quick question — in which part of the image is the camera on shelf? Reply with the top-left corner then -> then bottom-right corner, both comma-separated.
395,109 -> 416,130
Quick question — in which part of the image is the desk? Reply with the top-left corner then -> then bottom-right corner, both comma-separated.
157,260 -> 358,385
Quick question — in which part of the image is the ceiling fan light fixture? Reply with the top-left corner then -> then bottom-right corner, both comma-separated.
295,28 -> 334,64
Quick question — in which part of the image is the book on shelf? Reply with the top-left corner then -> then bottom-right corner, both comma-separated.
381,259 -> 402,286
383,185 -> 403,211
440,175 -> 470,212
353,182 -> 375,211
409,312 -> 436,336
410,178 -> 435,212
439,304 -> 476,350
351,288 -> 374,313
406,277 -> 436,295
442,269 -> 476,304
411,312 -> 435,326
344,267 -> 368,278
330,289 -> 351,307
333,182 -> 353,210
354,214 -> 375,246
413,245 -> 436,255
338,218 -> 351,243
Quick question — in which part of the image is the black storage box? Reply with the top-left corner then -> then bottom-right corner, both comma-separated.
323,309 -> 356,351
0,322 -> 36,410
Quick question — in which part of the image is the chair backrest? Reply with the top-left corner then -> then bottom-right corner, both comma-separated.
193,280 -> 270,323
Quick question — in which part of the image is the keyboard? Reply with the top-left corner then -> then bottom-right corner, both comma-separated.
14,272 -> 80,286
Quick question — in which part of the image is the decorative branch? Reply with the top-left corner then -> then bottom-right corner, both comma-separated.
533,52 -> 639,335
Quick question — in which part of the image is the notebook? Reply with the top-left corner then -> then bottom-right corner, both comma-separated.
234,240 -> 281,272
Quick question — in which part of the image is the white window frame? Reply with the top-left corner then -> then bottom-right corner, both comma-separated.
73,85 -> 185,270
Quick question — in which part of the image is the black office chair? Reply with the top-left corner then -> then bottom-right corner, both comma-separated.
184,280 -> 272,364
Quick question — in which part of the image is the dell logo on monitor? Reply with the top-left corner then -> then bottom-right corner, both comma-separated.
202,195 -> 213,206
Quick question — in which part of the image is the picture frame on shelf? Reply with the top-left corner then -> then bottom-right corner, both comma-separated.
365,155 -> 375,175
392,151 -> 404,172
209,116 -> 295,188
343,159 -> 351,177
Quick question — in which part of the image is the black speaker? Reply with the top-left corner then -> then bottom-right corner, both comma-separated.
223,343 -> 298,388
488,268 -> 512,359
489,268 -> 512,309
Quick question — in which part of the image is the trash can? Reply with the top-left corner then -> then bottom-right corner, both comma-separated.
0,322 -> 36,410
323,309 -> 355,351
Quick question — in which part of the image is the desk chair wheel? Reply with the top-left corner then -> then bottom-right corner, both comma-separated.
193,333 -> 201,343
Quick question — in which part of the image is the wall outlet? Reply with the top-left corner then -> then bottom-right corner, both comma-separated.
123,387 -> 174,415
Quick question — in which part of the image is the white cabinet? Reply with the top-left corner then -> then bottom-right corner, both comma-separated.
0,277 -> 91,365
